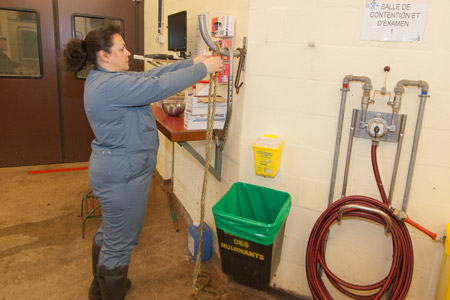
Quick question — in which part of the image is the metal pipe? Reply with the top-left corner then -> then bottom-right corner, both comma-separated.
135,1 -> 142,71
328,76 -> 373,206
337,204 -> 393,234
389,95 -> 402,129
215,47 -> 234,152
398,80 -> 429,211
388,116 -> 407,204
328,86 -> 349,206
343,75 -> 372,92
343,75 -> 373,127
341,109 -> 358,198
360,91 -> 371,126
395,80 -> 429,94
171,142 -> 175,190
198,15 -> 241,57
158,0 -> 162,34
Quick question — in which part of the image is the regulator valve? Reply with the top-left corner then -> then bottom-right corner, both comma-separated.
367,113 -> 388,141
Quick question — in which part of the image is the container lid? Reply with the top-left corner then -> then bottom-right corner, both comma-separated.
253,135 -> 284,149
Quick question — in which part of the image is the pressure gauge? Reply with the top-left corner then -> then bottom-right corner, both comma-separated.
367,114 -> 387,138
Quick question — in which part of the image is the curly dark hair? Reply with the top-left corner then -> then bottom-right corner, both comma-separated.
62,20 -> 122,72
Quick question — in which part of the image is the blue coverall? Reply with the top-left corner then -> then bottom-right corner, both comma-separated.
84,59 -> 207,270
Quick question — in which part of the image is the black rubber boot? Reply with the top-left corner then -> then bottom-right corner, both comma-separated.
88,240 -> 102,300
97,265 -> 129,300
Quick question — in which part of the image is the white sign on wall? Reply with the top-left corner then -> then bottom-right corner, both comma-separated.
361,1 -> 428,42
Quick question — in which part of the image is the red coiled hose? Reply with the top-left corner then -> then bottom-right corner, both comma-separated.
371,144 -> 438,240
306,144 -> 414,299
371,143 -> 389,205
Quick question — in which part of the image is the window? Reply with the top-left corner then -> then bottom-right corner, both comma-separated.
72,14 -> 124,79
0,8 -> 42,78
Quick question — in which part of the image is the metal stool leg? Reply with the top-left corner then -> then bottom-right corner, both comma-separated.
81,191 -> 101,239
82,203 -> 101,239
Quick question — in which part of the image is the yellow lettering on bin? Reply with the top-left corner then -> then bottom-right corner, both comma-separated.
220,242 -> 265,261
233,239 -> 249,248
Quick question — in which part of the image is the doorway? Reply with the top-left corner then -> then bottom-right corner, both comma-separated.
0,0 -> 144,167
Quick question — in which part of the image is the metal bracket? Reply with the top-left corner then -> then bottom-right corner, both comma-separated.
242,37 -> 248,71
337,204 -> 392,234
353,110 -> 406,143
177,141 -> 223,181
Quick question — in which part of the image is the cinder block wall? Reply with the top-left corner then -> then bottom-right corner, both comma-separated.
144,0 -> 250,247
146,1 -> 450,299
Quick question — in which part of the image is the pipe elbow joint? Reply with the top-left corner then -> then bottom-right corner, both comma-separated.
394,86 -> 405,95
363,84 -> 372,93
197,15 -> 240,57
395,80 -> 429,94
360,76 -> 372,92
343,75 -> 353,85
342,75 -> 372,92
420,80 -> 429,93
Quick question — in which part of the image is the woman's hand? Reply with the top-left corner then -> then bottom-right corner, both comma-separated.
194,54 -> 212,64
202,56 -> 223,74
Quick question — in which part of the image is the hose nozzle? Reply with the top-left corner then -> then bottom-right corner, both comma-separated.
389,206 -> 439,240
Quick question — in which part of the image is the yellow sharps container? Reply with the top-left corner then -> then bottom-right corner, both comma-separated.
252,135 -> 284,177
437,224 -> 450,299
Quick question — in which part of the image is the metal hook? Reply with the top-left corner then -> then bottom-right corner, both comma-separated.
337,204 -> 392,234
234,48 -> 246,94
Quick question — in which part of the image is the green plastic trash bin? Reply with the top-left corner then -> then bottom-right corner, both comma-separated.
212,182 -> 291,286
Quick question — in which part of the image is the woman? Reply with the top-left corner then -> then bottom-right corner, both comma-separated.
62,21 -> 222,300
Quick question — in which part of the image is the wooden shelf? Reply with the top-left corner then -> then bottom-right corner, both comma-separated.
152,106 -> 222,142
152,58 -> 181,64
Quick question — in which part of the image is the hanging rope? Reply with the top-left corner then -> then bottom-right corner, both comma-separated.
191,47 -> 222,300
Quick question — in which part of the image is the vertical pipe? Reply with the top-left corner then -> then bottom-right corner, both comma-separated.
328,76 -> 372,206
360,91 -> 371,126
52,0 -> 65,162
135,1 -> 141,71
402,92 -> 428,211
158,0 -> 162,34
390,95 -> 402,128
341,109 -> 358,198
388,115 -> 407,205
217,47 -> 234,152
171,142 -> 175,190
214,144 -> 223,181
328,85 -> 349,206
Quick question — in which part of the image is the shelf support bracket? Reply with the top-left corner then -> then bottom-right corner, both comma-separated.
177,141 -> 222,181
